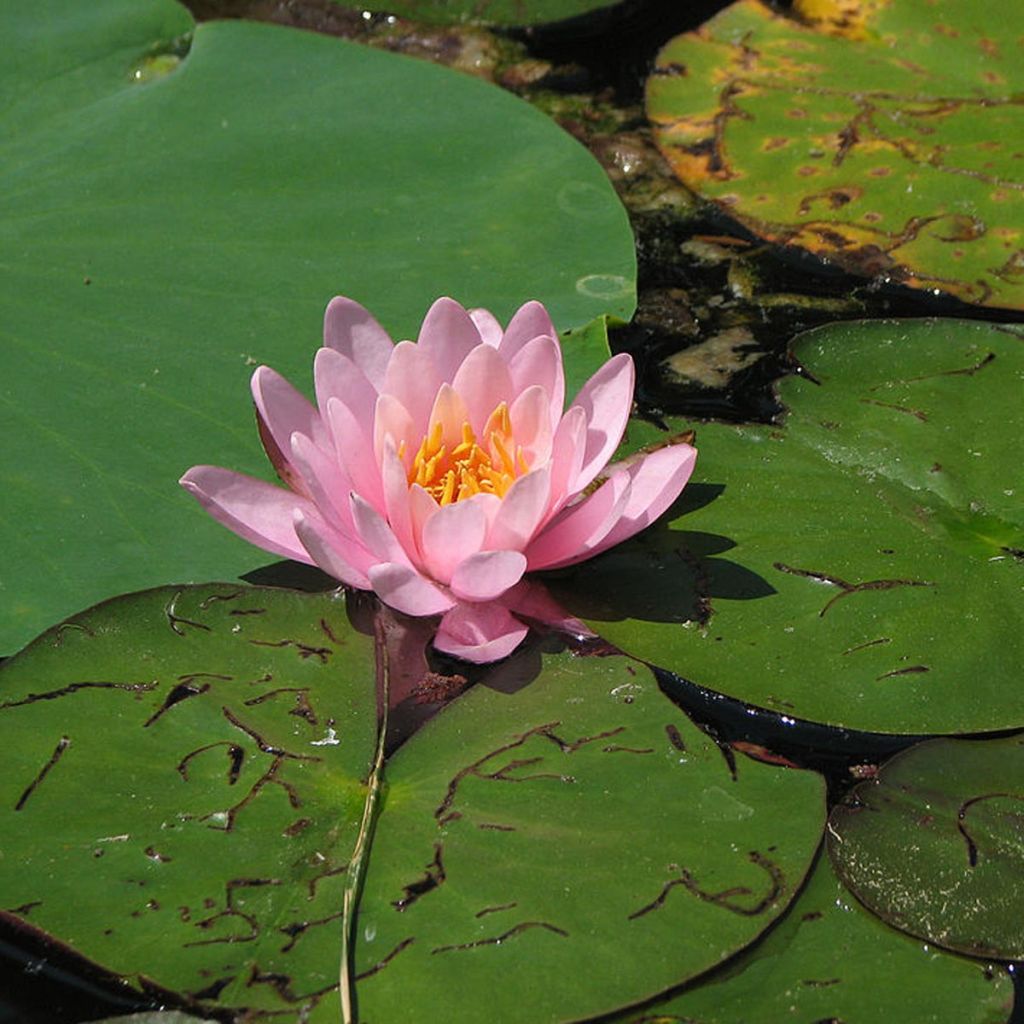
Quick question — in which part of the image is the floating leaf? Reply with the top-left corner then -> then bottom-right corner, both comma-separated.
354,650 -> 825,1021
0,0 -> 636,655
331,0 -> 622,28
829,735 -> 1024,960
555,319 -> 1024,734
611,852 -> 1014,1024
647,0 -> 1024,309
0,584 -> 378,1021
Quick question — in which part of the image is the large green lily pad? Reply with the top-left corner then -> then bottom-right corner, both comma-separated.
647,0 -> 1024,310
0,0 -> 635,656
334,0 -> 621,27
612,852 -> 1013,1024
0,584 -> 378,1021
354,650 -> 825,1022
555,318 -> 1024,735
829,734 -> 1024,960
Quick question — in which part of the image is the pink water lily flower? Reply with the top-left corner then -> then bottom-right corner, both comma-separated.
181,297 -> 697,662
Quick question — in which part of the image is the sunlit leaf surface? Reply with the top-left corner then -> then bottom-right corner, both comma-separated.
647,0 -> 1024,309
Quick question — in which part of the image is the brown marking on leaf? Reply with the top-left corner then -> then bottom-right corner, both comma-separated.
859,397 -> 928,421
957,792 -> 1024,867
185,878 -> 281,947
15,736 -> 70,811
393,843 -> 445,912
7,901 -> 42,916
0,680 -> 157,712
319,617 -> 341,644
602,745 -> 655,754
244,687 -> 319,728
876,665 -> 930,680
797,186 -> 863,215
143,680 -> 213,727
52,621 -> 96,645
868,166 -> 893,177
189,977 -> 234,1000
247,964 -> 336,1002
803,977 -> 841,988
177,741 -> 245,786
732,742 -> 800,768
229,607 -> 266,617
198,590 -> 243,609
144,846 -> 171,863
164,591 -> 210,636
763,136 -> 791,151
843,637 -> 892,655
665,724 -> 687,752
629,850 -> 784,920
355,937 -> 416,981
278,908 -> 345,953
477,822 -> 517,832
476,903 -> 517,919
283,817 -> 312,837
432,921 -> 568,954
248,638 -> 332,664
772,562 -> 934,617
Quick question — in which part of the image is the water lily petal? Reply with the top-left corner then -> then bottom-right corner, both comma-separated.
502,579 -> 596,641
525,471 -> 630,571
509,384 -> 553,468
381,441 -> 420,571
420,498 -> 487,584
486,466 -> 551,550
368,562 -> 455,617
498,300 -> 558,362
425,383 -> 471,445
450,550 -> 527,602
574,442 -> 698,562
568,352 -> 634,493
508,335 -> 565,429
323,296 -> 394,391
417,297 -> 481,382
469,307 -> 503,347
373,393 -> 415,470
451,343 -> 513,435
383,340 -> 443,439
293,508 -> 373,589
180,466 -> 312,563
350,493 -> 412,567
251,366 -> 322,494
434,602 -> 529,663
326,396 -> 385,514
314,347 -> 376,426
289,430 -> 356,533
546,405 -> 587,513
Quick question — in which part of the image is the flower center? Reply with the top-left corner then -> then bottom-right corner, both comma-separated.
407,401 -> 528,505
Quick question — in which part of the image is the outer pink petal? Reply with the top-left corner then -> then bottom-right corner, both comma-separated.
323,296 -> 394,391
486,466 -> 551,550
501,579 -> 596,640
289,431 -> 356,533
293,508 -> 373,589
408,483 -> 440,558
326,397 -> 385,514
380,442 -> 421,571
416,297 -> 482,383
509,385 -> 553,468
434,602 -> 528,663
314,348 -> 376,426
546,405 -> 587,514
180,466 -> 313,563
498,301 -> 558,362
383,340 -> 442,439
569,352 -> 635,494
572,443 -> 698,563
368,562 -> 455,617
350,493 -> 413,567
451,344 -> 513,435
420,498 -> 487,584
525,472 -> 630,571
450,550 -> 527,602
469,308 -> 503,347
508,336 -> 565,430
251,366 -> 324,494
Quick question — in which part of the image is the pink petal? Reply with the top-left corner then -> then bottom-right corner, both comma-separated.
486,466 -> 552,550
574,442 -> 698,563
408,483 -> 440,557
368,562 -> 455,617
323,296 -> 394,391
509,385 -> 553,468
380,442 -> 420,570
569,352 -> 635,494
469,307 -> 503,347
450,550 -> 527,602
502,579 -> 596,640
498,300 -> 558,362
451,343 -> 514,435
326,397 -> 384,514
416,297 -> 482,383
293,508 -> 373,589
434,602 -> 529,663
546,405 -> 587,514
350,493 -> 412,566
525,472 -> 630,571
314,348 -> 376,426
251,366 -> 324,494
425,384 -> 471,445
289,431 -> 356,533
180,466 -> 313,563
508,336 -> 565,430
420,498 -> 487,584
383,340 -> 443,439
373,393 -> 415,470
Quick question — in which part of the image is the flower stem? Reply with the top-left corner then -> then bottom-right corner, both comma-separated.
340,616 -> 390,1024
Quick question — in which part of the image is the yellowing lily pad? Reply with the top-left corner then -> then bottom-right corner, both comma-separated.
647,0 -> 1024,309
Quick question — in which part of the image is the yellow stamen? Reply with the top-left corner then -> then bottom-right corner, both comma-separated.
407,399 -> 529,505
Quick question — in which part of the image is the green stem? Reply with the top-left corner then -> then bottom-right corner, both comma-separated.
340,619 -> 390,1024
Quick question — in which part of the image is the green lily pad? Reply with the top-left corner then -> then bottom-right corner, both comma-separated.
647,0 -> 1024,310
335,0 -> 621,28
555,318 -> 1024,734
829,734 -> 1024,961
611,852 -> 1014,1024
0,583 -> 378,1020
354,650 -> 825,1022
0,0 -> 635,656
